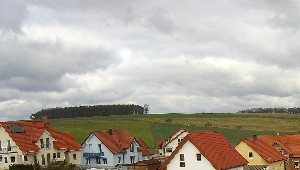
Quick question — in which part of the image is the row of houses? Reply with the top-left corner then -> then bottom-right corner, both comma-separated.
2,119 -> 300,170
0,120 -> 158,170
157,128 -> 300,170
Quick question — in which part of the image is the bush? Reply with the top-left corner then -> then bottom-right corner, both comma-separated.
205,122 -> 212,127
165,118 -> 173,123
9,164 -> 40,170
46,161 -> 80,170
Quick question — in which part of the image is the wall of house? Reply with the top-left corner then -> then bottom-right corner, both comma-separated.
0,127 -> 27,170
235,142 -> 267,165
268,160 -> 285,170
124,140 -> 142,164
36,131 -> 65,167
81,134 -> 116,168
166,140 -> 215,170
226,167 -> 244,170
163,131 -> 189,156
65,150 -> 81,165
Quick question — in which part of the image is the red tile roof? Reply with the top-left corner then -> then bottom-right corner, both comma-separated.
242,137 -> 286,163
258,134 -> 300,157
92,130 -> 135,154
0,120 -> 81,152
135,137 -> 155,156
161,131 -> 248,170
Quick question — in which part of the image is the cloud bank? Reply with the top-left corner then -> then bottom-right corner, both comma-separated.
1,0 -> 300,120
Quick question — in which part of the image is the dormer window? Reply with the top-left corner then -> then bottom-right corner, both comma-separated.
40,139 -> 44,149
46,138 -> 50,149
130,143 -> 134,152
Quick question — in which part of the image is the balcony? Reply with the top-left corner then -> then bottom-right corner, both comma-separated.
83,152 -> 104,158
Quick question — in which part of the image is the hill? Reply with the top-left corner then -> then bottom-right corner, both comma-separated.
50,113 -> 300,149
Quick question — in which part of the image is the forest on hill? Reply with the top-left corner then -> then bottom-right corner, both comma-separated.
239,107 -> 300,114
31,104 -> 146,119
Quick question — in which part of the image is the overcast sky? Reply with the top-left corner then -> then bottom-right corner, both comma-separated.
1,0 -> 300,121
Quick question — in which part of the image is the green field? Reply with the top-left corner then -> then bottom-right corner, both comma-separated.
50,113 -> 300,149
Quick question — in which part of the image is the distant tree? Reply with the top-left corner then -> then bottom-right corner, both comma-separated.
144,104 -> 149,114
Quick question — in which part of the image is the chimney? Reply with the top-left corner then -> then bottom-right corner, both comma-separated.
108,128 -> 113,135
253,134 -> 257,139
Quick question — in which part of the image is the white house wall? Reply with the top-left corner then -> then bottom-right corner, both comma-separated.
123,140 -> 142,164
164,131 -> 189,156
166,140 -> 215,170
81,134 -> 115,168
0,127 -> 26,170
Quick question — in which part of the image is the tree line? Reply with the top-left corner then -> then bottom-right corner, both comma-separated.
238,107 -> 300,114
31,104 -> 145,119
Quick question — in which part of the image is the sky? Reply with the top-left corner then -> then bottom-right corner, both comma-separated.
1,0 -> 300,121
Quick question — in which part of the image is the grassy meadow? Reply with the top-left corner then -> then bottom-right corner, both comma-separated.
50,113 -> 300,149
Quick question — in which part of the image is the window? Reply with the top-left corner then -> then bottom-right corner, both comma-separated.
178,138 -> 183,143
73,154 -> 77,160
103,158 -> 107,164
0,155 -> 2,163
196,154 -> 201,161
295,161 -> 300,168
130,143 -> 134,152
4,157 -> 8,163
130,156 -> 135,164
40,139 -> 44,149
98,144 -> 102,152
41,155 -> 45,165
165,148 -> 172,153
24,156 -> 28,162
7,140 -> 11,151
180,154 -> 185,161
118,157 -> 121,164
57,152 -> 60,159
96,157 -> 101,164
10,156 -> 15,163
53,153 -> 56,159
248,152 -> 253,158
180,154 -> 185,167
46,138 -> 50,149
0,140 -> 2,151
86,158 -> 90,165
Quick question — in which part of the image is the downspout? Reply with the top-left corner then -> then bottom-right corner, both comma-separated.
123,152 -> 126,166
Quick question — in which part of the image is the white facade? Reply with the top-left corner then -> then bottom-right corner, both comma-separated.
81,134 -> 142,169
166,141 -> 243,170
160,129 -> 189,156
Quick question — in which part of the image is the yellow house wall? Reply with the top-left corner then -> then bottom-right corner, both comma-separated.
235,141 -> 267,165
235,141 -> 285,170
269,160 -> 285,170
36,131 -> 65,166
65,150 -> 81,165
35,130 -> 81,166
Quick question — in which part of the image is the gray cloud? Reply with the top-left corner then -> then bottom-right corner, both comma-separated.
0,0 -> 27,33
1,0 -> 300,120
